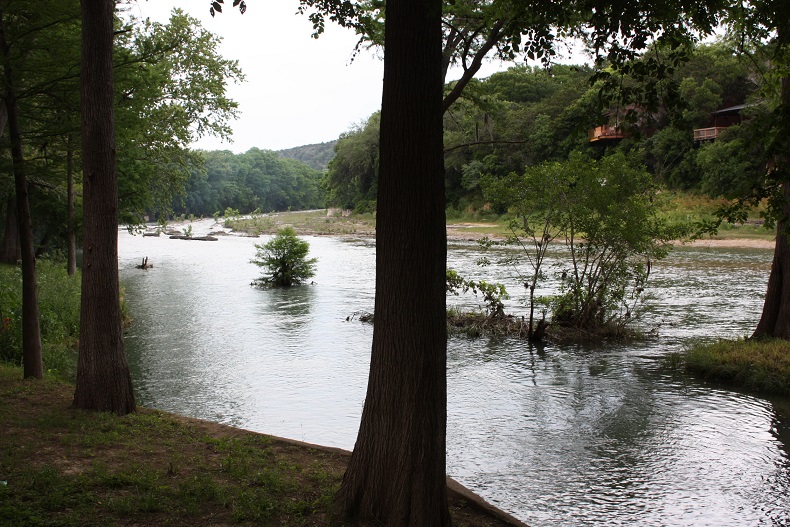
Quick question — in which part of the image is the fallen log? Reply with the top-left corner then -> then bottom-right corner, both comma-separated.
168,235 -> 218,241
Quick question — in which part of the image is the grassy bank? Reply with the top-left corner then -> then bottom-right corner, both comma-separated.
217,190 -> 777,243
0,364 -> 522,527
684,339 -> 790,396
223,210 -> 376,237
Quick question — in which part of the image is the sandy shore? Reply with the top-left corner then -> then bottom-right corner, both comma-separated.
679,237 -> 775,249
445,222 -> 776,249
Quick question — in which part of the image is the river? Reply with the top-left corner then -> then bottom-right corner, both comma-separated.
118,219 -> 790,526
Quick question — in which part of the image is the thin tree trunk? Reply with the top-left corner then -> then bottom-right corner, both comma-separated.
334,0 -> 450,524
0,104 -> 17,264
73,0 -> 135,414
0,11 -> 43,379
752,74 -> 790,339
67,142 -> 76,276
1,195 -> 20,264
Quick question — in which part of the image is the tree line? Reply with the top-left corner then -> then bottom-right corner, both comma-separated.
324,40 -> 762,214
0,2 -> 241,397
173,148 -> 324,217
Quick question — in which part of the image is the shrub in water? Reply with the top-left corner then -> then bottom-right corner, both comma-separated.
251,227 -> 317,287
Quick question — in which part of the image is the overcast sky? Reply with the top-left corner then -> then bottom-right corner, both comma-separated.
126,1 -> 383,152
128,1 -> 591,153
127,1 -> 526,153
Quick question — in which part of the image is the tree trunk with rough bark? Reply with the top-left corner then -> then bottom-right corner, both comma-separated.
0,105 -> 16,265
753,73 -> 790,340
1,195 -> 20,264
334,0 -> 450,525
67,142 -> 77,276
752,181 -> 790,339
0,11 -> 43,379
752,77 -> 790,339
73,0 -> 135,414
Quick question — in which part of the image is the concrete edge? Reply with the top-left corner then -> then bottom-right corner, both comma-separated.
446,476 -> 529,527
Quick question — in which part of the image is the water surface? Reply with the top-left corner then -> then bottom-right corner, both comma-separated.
120,222 -> 790,526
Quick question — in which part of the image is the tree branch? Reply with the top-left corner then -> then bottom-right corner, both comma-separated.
443,138 -> 527,154
442,20 -> 505,113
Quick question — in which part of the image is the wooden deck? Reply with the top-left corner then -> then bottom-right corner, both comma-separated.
588,125 -> 624,142
693,127 -> 728,142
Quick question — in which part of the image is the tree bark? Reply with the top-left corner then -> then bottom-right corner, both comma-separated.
0,104 -> 15,265
1,195 -> 20,264
0,12 -> 44,379
334,0 -> 450,525
67,141 -> 77,276
752,181 -> 790,339
752,73 -> 790,339
73,0 -> 135,414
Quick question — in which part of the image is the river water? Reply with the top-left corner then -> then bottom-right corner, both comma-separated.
119,220 -> 790,526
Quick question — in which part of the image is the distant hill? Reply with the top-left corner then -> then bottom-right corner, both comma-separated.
277,140 -> 336,171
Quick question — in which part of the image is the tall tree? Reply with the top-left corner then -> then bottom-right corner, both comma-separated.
0,6 -> 44,379
732,1 -> 790,339
114,9 -> 243,225
333,0 -> 449,523
73,0 -> 135,414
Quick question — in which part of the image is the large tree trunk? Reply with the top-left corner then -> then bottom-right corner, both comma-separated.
0,12 -> 44,379
73,0 -> 135,414
752,181 -> 790,339
752,74 -> 790,339
334,0 -> 450,525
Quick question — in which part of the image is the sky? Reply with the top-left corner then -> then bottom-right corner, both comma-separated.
129,0 -> 528,153
128,1 -> 587,153
127,0 -> 385,152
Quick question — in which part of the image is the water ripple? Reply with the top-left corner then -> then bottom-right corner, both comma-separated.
120,225 -> 790,526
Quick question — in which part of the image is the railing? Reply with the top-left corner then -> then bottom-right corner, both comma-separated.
693,127 -> 727,141
588,125 -> 624,142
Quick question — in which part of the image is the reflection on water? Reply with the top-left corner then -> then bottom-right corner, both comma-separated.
120,221 -> 790,526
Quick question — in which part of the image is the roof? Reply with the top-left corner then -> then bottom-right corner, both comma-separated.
711,103 -> 753,115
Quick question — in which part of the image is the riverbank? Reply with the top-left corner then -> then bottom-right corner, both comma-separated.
177,209 -> 778,249
0,364 -> 526,527
683,339 -> 790,396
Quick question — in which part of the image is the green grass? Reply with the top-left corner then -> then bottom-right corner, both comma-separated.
654,190 -> 775,241
0,363 -> 516,527
224,210 -> 376,236
684,338 -> 790,396
0,363 -> 344,526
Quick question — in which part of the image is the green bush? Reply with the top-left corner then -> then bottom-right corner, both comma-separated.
483,151 -> 682,334
251,227 -> 317,288
0,260 -> 81,379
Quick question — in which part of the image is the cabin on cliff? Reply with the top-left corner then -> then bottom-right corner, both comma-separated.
693,104 -> 748,142
588,124 -> 625,143
588,105 -> 647,144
